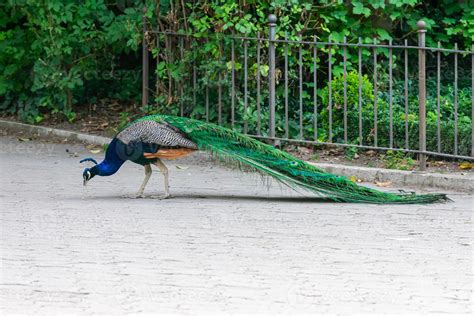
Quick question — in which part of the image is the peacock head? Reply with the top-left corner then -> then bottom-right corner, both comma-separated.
80,158 -> 98,186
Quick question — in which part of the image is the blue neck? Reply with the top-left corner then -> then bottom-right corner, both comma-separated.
95,138 -> 125,176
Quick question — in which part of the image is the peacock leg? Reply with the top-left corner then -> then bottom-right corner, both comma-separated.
154,159 -> 170,199
136,164 -> 152,198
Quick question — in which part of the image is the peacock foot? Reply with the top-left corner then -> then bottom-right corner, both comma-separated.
121,193 -> 145,199
149,194 -> 171,200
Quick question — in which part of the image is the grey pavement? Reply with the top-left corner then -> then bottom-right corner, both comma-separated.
0,135 -> 472,315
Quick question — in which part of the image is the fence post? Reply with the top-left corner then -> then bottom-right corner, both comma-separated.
472,44 -> 474,157
142,6 -> 149,107
417,20 -> 427,171
268,14 -> 277,142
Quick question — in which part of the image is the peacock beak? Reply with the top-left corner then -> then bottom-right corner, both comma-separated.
83,170 -> 91,186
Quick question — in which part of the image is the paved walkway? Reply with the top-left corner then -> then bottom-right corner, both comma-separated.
0,135 -> 472,315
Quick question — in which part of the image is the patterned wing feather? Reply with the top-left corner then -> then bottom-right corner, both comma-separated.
116,120 -> 197,149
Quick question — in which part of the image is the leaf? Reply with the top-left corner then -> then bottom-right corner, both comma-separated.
390,11 -> 402,20
90,149 -> 101,154
375,28 -> 392,41
370,0 -> 385,9
175,165 -> 189,170
260,64 -> 269,77
18,137 -> 31,142
375,181 -> 392,187
442,17 -> 456,25
459,163 -> 474,170
352,2 -> 371,17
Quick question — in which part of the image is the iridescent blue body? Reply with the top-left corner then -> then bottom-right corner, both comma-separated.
84,138 -> 162,179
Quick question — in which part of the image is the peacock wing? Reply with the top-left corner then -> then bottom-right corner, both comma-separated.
116,120 -> 198,149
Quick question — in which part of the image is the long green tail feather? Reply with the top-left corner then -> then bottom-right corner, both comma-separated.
135,115 -> 448,204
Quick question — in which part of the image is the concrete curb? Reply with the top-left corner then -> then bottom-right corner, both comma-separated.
311,162 -> 473,193
1,119 -> 473,192
0,119 -> 110,146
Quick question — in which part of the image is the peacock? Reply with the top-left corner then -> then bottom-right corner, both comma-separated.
80,114 -> 448,203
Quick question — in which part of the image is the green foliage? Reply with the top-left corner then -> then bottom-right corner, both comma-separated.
0,0 -> 471,160
319,71 -> 374,143
1,1 -> 471,119
143,1 -> 472,158
1,0 -> 143,122
117,111 -> 132,131
314,69 -> 472,156
344,146 -> 359,160
382,150 -> 416,170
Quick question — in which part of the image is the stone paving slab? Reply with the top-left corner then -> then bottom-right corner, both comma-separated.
0,136 -> 472,315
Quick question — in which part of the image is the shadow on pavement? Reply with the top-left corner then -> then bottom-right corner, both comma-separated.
69,192 -> 335,203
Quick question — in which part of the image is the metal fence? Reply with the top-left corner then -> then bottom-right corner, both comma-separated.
142,13 -> 474,169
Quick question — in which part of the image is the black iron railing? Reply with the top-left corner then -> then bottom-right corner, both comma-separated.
142,13 -> 474,168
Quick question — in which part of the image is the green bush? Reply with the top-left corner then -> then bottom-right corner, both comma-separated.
0,1 -> 143,123
319,71 -> 374,143
1,0 -> 472,124
317,71 -> 472,156
382,150 -> 416,170
0,0 -> 471,160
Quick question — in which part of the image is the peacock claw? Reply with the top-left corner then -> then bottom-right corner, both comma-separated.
122,193 -> 170,199
121,194 -> 144,199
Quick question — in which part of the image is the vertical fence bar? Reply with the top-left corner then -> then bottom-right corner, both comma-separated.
313,36 -> 318,141
389,39 -> 393,148
166,34 -> 172,96
193,60 -> 196,111
472,44 -> 474,157
218,38 -> 222,125
205,49 -> 209,122
231,35 -> 235,128
373,38 -> 378,147
268,15 -> 277,141
299,34 -> 303,139
284,34 -> 289,139
257,32 -> 261,135
218,72 -> 222,125
142,7 -> 149,106
155,34 -> 160,99
358,38 -> 363,145
179,36 -> 184,116
343,36 -> 348,144
205,85 -> 209,122
328,35 -> 333,142
244,39 -> 248,133
454,42 -> 458,156
404,39 -> 409,149
417,21 -> 427,170
437,42 -> 441,152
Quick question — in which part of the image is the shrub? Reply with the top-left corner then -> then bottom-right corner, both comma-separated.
319,70 -> 374,143
317,72 -> 472,156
